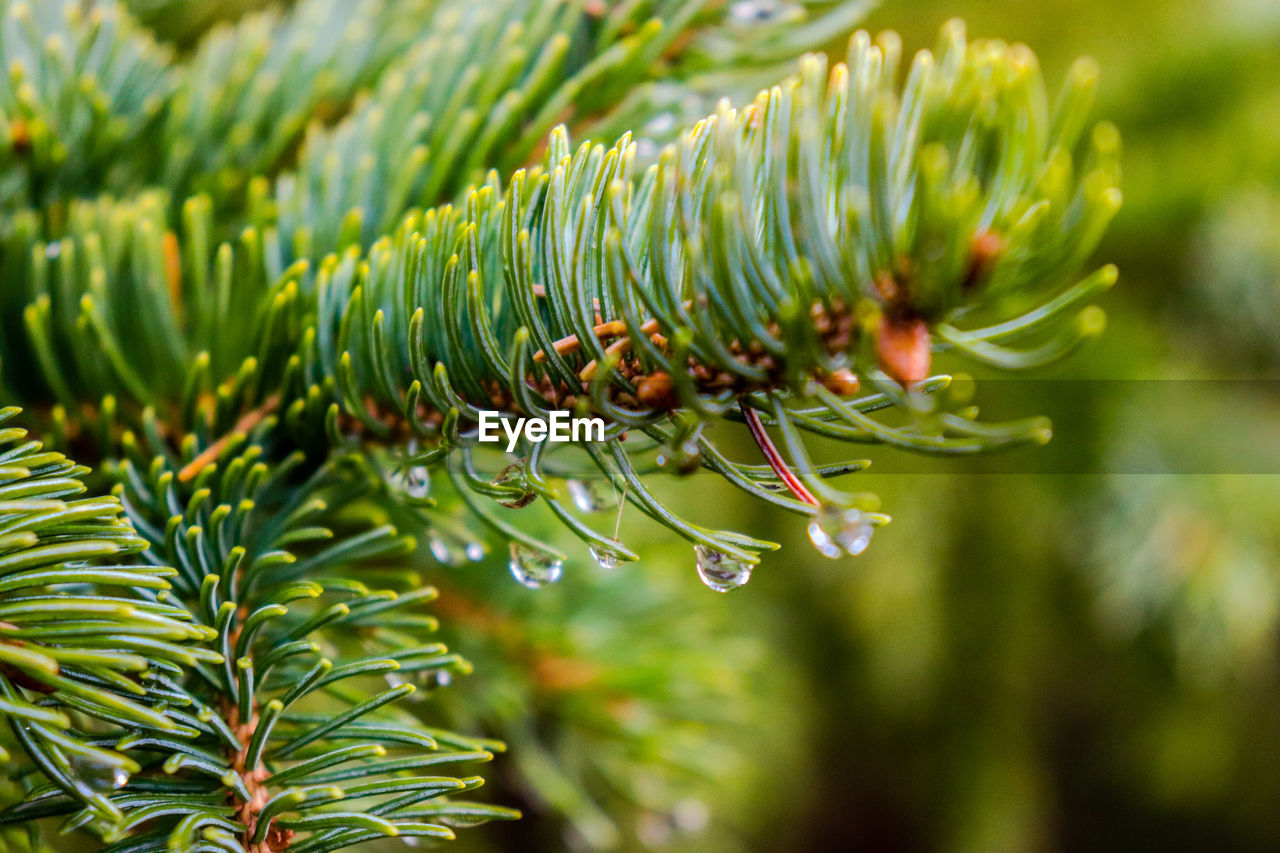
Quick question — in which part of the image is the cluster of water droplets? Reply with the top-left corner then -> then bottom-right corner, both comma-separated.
693,545 -> 753,592
508,542 -> 565,589
499,468 -> 877,591
807,505 -> 875,559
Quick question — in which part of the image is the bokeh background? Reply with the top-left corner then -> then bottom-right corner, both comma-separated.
124,1 -> 1280,851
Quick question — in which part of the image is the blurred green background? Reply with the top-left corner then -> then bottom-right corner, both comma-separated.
427,1 -> 1280,851
128,0 -> 1280,850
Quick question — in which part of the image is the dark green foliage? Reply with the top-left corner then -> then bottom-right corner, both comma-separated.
0,407 -> 207,818
1,409 -> 517,849
0,1 -> 170,210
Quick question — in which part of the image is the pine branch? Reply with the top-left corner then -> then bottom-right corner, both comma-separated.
0,406 -> 211,827
587,0 -> 879,145
248,0 -> 879,251
0,0 -> 875,223
122,0 -> 274,48
0,0 -> 171,211
0,4 -> 1127,849
151,0 -> 443,206
0,22 -> 1121,578
0,410 -> 515,850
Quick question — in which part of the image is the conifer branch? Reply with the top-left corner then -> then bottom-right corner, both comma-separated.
0,22 -> 1121,574
0,6 -> 1123,847
0,409 -> 515,850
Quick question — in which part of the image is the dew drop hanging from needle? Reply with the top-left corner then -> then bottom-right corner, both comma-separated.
396,439 -> 430,500
404,465 -> 430,499
591,479 -> 629,571
509,542 -> 564,588
589,545 -> 619,570
429,536 -> 463,566
566,478 -> 614,514
694,545 -> 752,592
808,505 -> 875,558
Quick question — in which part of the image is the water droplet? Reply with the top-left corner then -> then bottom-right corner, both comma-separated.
78,761 -> 130,792
464,542 -> 486,562
807,505 -> 874,558
384,671 -> 420,701
694,545 -> 751,592
657,439 -> 700,474
494,461 -> 536,507
672,798 -> 710,833
729,0 -> 791,24
566,478 -> 613,514
508,542 -> 563,589
637,811 -> 673,846
416,669 -> 435,688
492,460 -> 524,486
440,812 -> 499,828
429,537 -> 461,566
589,544 -> 620,570
404,465 -> 430,499
389,669 -> 452,698
644,111 -> 677,137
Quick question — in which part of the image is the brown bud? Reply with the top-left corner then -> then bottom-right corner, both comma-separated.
821,368 -> 860,396
873,270 -> 900,303
9,118 -> 30,155
963,230 -> 1005,290
877,315 -> 931,385
636,371 -> 678,409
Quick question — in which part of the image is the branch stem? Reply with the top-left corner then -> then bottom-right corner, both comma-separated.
178,394 -> 280,482
739,400 -> 819,507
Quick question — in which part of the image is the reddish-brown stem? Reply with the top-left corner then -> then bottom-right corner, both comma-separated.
738,400 -> 819,507
178,394 -> 280,483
